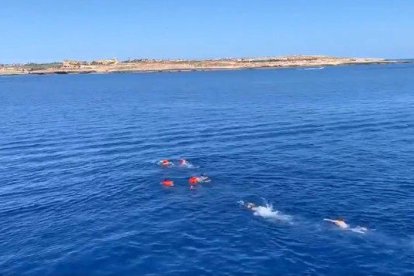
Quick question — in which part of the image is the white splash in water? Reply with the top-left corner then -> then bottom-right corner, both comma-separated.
179,161 -> 195,168
239,201 -> 292,223
177,159 -> 200,169
350,226 -> 369,234
252,204 -> 292,222
303,67 -> 325,70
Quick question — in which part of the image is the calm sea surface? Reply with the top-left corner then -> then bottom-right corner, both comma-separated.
0,64 -> 413,275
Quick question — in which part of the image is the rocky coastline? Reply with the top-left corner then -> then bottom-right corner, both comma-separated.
0,56 -> 391,76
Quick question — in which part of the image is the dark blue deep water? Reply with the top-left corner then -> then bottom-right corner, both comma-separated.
1,64 -> 413,275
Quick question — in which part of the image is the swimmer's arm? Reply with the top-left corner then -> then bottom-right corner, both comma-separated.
323,218 -> 335,223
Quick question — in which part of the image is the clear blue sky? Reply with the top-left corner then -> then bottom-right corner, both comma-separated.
1,0 -> 413,63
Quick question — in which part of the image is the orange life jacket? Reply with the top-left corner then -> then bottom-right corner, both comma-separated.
162,180 -> 174,187
161,160 -> 171,166
188,177 -> 199,185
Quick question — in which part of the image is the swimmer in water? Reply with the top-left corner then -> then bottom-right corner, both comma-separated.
188,176 -> 200,185
324,218 -> 368,233
323,218 -> 349,229
159,159 -> 173,167
188,177 -> 199,190
188,175 -> 210,185
188,175 -> 211,189
161,179 -> 174,187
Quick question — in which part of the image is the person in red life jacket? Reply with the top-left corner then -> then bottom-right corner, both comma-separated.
188,174 -> 211,186
161,179 -> 174,187
188,176 -> 199,185
159,159 -> 173,167
188,176 -> 199,190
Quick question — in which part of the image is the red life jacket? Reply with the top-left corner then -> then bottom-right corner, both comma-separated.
162,180 -> 174,187
162,160 -> 171,166
188,177 -> 199,185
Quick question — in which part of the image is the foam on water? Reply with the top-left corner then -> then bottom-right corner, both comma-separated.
350,226 -> 369,234
302,67 -> 325,70
239,200 -> 293,223
253,204 -> 292,222
179,161 -> 197,169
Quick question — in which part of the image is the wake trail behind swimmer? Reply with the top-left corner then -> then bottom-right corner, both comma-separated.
178,159 -> 196,168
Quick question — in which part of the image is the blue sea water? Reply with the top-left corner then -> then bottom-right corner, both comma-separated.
0,64 -> 413,275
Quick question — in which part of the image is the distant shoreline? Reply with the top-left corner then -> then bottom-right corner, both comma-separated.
0,56 -> 398,76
